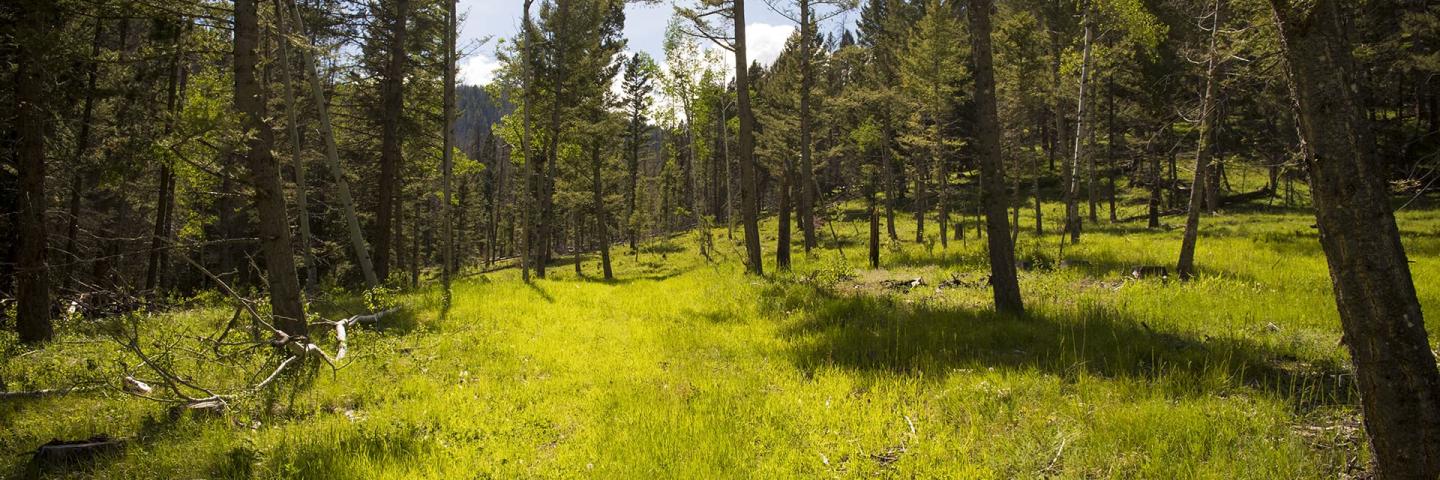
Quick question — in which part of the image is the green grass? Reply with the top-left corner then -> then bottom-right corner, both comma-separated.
5,191 -> 1440,478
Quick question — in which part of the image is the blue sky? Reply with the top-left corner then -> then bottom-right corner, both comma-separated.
458,0 -> 860,86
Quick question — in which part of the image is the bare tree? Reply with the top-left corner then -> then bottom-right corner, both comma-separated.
280,0 -> 380,290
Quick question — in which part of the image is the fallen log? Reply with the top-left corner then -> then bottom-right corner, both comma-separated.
0,385 -> 101,400
30,435 -> 123,468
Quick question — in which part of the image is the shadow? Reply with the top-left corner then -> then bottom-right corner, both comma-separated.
3,393 -> 217,479
524,280 -> 555,303
761,279 -> 1355,412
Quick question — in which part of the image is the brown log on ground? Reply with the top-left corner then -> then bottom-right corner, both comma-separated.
1269,0 -> 1440,476
967,0 -> 1023,314
235,0 -> 307,336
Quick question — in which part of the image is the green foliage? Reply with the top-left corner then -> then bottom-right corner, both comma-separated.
364,285 -> 399,313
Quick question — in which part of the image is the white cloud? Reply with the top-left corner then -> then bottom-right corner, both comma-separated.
459,53 -> 502,86
745,22 -> 794,67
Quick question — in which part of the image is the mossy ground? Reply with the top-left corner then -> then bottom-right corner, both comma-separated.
5,187 -> 1439,478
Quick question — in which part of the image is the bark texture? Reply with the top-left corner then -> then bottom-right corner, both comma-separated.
968,0 -> 1023,314
1270,0 -> 1440,476
235,0 -> 307,335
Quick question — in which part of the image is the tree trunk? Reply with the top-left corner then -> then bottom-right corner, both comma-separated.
778,159 -> 792,271
969,0 -> 1023,315
685,111 -> 711,259
1067,0 -> 1094,244
235,0 -> 306,335
884,134 -> 898,240
62,20 -> 105,294
441,0 -> 456,299
735,0 -> 764,276
14,0 -> 57,344
273,7 -> 316,292
1269,1 -> 1440,476
1176,0 -> 1222,281
1148,137 -> 1162,229
375,0 -> 410,282
1035,120 -> 1044,235
146,44 -> 185,293
869,200 -> 880,269
798,0 -> 816,253
520,0 -> 535,282
1106,75 -> 1117,223
591,142 -> 613,279
283,0 -> 379,289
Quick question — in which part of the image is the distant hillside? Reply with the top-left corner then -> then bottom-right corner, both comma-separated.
457,85 -> 510,157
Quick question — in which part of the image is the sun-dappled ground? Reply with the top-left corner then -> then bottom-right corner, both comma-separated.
5,195 -> 1440,478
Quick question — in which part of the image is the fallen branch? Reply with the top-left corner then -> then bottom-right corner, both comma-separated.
311,307 -> 401,361
0,385 -> 102,400
30,435 -> 123,469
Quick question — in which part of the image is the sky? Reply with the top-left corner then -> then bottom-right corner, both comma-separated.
458,0 -> 859,86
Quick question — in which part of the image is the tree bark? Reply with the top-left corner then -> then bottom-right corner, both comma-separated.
375,0 -> 411,282
235,0 -> 306,335
1269,0 -> 1440,476
442,0 -> 456,298
591,142 -> 613,279
735,0 -> 764,275
798,0 -> 817,253
778,158 -> 792,271
14,0 -> 57,344
968,0 -> 1023,315
1177,0 -> 1222,281
1067,0 -> 1094,244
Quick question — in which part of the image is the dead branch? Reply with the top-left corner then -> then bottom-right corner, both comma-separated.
0,384 -> 102,400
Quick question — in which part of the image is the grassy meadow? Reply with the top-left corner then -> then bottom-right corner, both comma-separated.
5,187 -> 1440,478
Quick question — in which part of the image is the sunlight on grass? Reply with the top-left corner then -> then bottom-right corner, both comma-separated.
5,195 -> 1436,478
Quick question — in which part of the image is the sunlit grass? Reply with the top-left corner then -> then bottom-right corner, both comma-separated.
4,186 -> 1437,478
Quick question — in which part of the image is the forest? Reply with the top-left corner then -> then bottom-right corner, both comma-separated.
2,0 -> 1439,477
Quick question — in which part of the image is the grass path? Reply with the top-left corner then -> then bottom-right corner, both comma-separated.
6,202 -> 1440,478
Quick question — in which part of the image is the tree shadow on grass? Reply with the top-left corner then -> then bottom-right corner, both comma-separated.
762,280 -> 1355,411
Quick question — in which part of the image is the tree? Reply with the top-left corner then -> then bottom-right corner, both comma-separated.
621,53 -> 657,251
1065,0 -> 1094,244
442,0 -> 457,301
235,0 -> 306,335
968,0 -> 1022,314
1268,0 -> 1440,476
13,0 -> 58,344
374,0 -> 412,282
898,0 -> 965,247
1176,0 -> 1221,281
678,0 -> 764,275
281,0 -> 381,290
765,0 -> 854,255
661,21 -> 715,261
